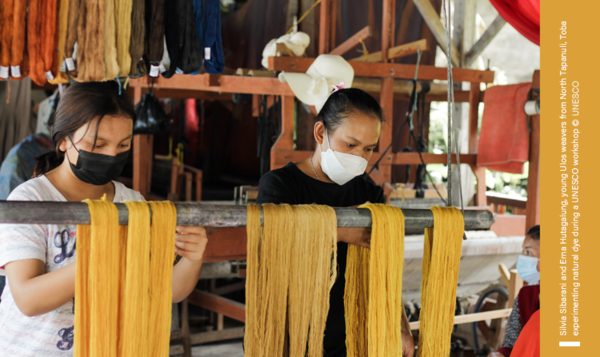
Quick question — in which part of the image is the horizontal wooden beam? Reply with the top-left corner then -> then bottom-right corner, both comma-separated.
129,75 -> 294,96
203,227 -> 247,263
190,327 -> 245,346
486,192 -> 527,209
412,0 -> 461,67
268,57 -> 494,83
188,290 -> 246,322
137,88 -> 233,100
351,39 -> 429,62
409,309 -> 512,330
465,15 -> 507,67
329,26 -> 372,56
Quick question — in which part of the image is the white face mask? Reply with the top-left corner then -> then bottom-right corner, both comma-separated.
516,255 -> 540,284
320,130 -> 368,185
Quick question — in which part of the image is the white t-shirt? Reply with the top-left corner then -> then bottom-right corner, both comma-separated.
0,176 -> 144,356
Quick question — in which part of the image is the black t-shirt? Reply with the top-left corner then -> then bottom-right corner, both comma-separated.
256,162 -> 384,357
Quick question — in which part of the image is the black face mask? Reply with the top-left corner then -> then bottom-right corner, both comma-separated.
67,139 -> 130,186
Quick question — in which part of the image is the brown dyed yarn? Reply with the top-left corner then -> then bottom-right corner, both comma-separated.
10,0 -> 27,79
64,0 -> 80,70
145,0 -> 165,75
1,0 -> 14,74
128,0 -> 145,77
26,0 -> 45,85
41,0 -> 58,81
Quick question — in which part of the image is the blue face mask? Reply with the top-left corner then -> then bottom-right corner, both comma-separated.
516,255 -> 540,284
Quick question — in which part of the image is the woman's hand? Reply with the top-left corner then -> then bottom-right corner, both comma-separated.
337,201 -> 372,248
174,226 -> 208,262
337,227 -> 371,248
488,353 -> 506,357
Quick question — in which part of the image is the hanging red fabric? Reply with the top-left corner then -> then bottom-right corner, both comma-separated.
489,0 -> 540,46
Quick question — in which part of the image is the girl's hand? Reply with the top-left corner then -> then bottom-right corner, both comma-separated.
174,226 -> 208,262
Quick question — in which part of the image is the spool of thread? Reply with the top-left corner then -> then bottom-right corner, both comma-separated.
524,99 -> 540,115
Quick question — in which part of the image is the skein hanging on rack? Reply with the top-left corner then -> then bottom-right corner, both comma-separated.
114,0 -> 132,76
103,0 -> 120,80
161,0 -> 181,78
26,0 -> 46,86
145,0 -> 166,77
417,206 -> 464,357
345,203 -> 405,357
75,199 -> 123,357
128,0 -> 146,77
203,0 -> 224,74
41,0 -> 58,82
48,0 -> 70,84
64,0 -> 81,73
245,204 -> 338,357
0,0 -> 14,79
179,0 -> 203,74
10,0 -> 28,79
78,0 -> 106,81
75,200 -> 177,356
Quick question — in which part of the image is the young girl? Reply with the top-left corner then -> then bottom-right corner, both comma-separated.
256,87 -> 414,357
0,81 -> 208,356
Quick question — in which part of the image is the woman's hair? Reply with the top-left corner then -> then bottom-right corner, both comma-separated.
316,88 -> 384,132
527,225 -> 540,240
33,81 -> 136,177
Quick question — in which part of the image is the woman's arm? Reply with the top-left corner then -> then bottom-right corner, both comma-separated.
171,226 -> 209,303
401,306 -> 415,357
4,259 -> 76,317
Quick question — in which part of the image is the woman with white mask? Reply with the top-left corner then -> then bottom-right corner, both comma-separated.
489,225 -> 540,357
256,87 -> 415,357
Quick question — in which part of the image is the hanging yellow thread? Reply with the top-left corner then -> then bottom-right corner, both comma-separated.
345,203 -> 405,357
417,206 -> 464,357
75,199 -> 121,357
244,203 -> 337,357
147,201 -> 178,356
75,200 -> 177,356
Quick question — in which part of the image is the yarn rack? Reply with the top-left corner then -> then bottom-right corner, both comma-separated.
0,201 -> 493,229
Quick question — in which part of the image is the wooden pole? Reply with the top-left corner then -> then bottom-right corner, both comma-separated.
319,0 -> 330,54
525,70 -> 541,231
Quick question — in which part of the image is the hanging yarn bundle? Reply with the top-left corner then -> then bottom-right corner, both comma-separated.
114,0 -> 132,76
48,0 -> 70,84
417,206 -> 464,357
41,0 -> 59,82
245,204 -> 338,357
26,0 -> 46,86
128,0 -> 146,77
0,0 -> 14,79
10,0 -> 28,79
103,0 -> 120,80
75,199 -> 177,356
345,203 -> 405,357
145,0 -> 166,77
203,0 -> 225,74
64,0 -> 81,74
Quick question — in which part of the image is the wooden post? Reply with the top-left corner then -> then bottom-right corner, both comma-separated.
468,82 -> 486,206
271,96 -> 296,170
319,0 -> 330,54
526,70 -> 541,231
330,0 -> 337,51
378,0 -> 395,185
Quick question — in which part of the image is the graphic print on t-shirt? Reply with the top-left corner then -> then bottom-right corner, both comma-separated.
53,230 -> 76,264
